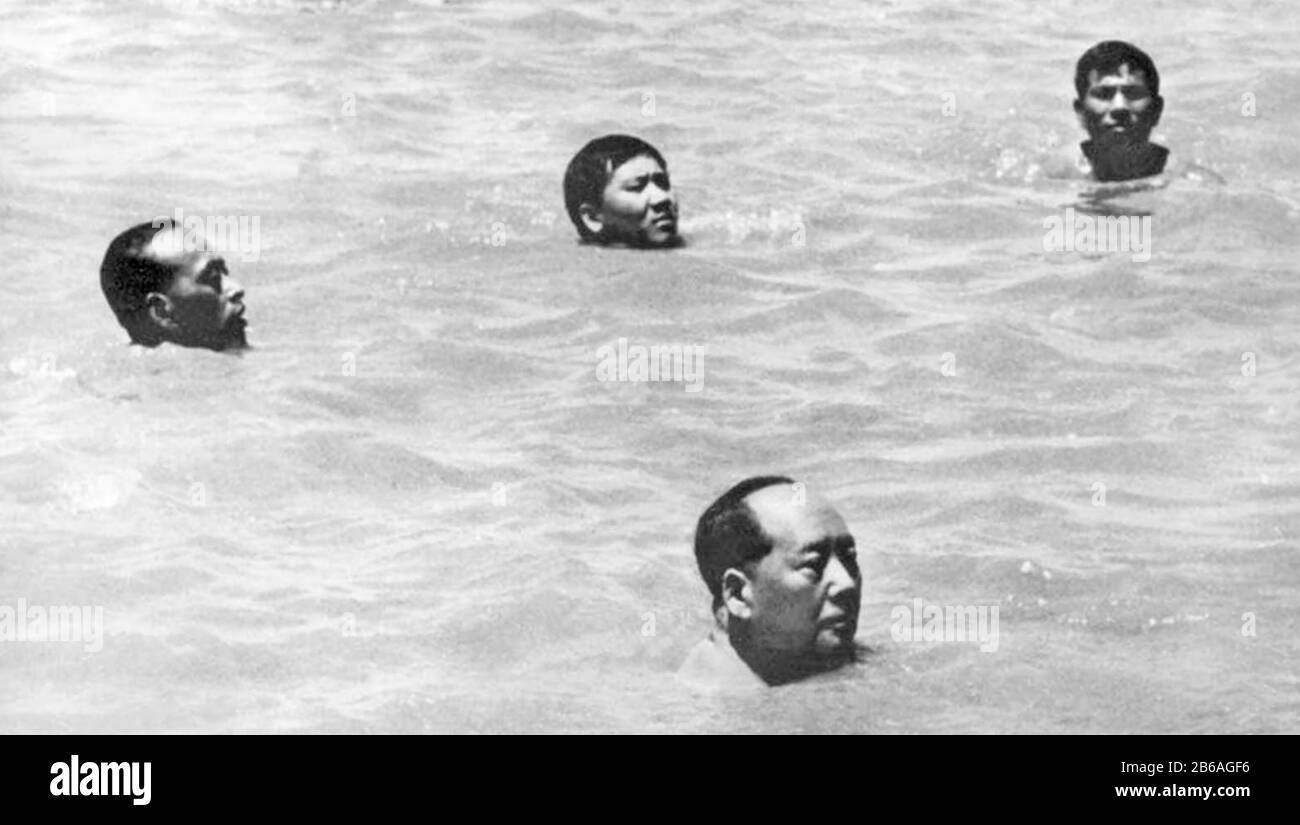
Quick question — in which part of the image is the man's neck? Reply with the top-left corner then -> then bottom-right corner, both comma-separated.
1081,139 -> 1169,182
729,630 -> 853,687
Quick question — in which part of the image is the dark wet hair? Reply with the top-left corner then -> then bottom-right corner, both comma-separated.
694,475 -> 795,610
100,219 -> 177,343
562,134 -> 668,241
1075,41 -> 1160,99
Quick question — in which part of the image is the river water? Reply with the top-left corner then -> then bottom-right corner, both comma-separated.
1,0 -> 1297,732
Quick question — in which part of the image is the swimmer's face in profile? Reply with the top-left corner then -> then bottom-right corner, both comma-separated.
563,135 -> 681,249
1074,62 -> 1162,146
100,220 -> 248,352
588,154 -> 679,248
144,227 -> 248,351
736,485 -> 862,665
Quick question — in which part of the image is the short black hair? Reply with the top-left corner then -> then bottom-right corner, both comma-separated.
562,134 -> 668,241
693,475 -> 795,610
100,219 -> 176,343
1075,40 -> 1160,99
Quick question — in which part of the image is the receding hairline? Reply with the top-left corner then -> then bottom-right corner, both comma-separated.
104,220 -> 178,265
99,220 -> 182,338
743,485 -> 850,551
142,222 -> 214,263
693,475 -> 796,597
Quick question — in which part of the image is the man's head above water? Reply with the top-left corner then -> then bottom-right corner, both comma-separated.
562,134 -> 680,248
691,475 -> 862,686
100,219 -> 248,352
1072,40 -> 1168,181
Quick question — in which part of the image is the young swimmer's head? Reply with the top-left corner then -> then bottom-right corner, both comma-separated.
100,219 -> 248,352
1073,40 -> 1163,148
694,476 -> 861,684
563,134 -> 679,248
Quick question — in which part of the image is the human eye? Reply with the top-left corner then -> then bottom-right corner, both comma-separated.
841,550 -> 860,575
799,554 -> 825,577
625,175 -> 649,192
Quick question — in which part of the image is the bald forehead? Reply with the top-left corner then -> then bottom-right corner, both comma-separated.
145,225 -> 187,258
145,225 -> 215,265
745,484 -> 849,548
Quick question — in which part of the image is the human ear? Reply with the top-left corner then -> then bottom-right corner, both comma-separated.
145,292 -> 179,332
721,568 -> 753,620
577,201 -> 604,237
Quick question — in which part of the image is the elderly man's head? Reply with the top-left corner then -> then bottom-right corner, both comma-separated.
694,476 -> 862,683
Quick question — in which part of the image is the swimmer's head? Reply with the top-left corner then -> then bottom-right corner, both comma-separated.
1073,40 -> 1163,145
100,219 -> 248,352
563,134 -> 680,248
694,476 -> 862,683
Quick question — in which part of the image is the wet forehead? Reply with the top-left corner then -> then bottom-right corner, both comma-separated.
745,485 -> 850,553
1086,63 -> 1150,90
146,225 -> 215,269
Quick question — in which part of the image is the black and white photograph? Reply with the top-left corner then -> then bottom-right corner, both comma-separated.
0,0 -> 1294,760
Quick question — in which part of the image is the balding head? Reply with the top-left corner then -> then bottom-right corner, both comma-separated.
693,475 -> 862,683
693,475 -> 796,610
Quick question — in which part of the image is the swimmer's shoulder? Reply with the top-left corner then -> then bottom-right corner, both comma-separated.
676,634 -> 765,692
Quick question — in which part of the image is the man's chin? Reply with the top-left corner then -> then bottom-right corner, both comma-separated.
222,326 -> 249,351
637,226 -> 682,249
815,627 -> 858,656
784,640 -> 857,681
1092,128 -> 1147,147
183,324 -> 248,353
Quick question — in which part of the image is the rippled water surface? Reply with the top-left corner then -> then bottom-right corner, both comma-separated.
2,0 -> 1298,733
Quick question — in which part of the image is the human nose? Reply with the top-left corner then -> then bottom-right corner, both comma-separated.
647,183 -> 672,209
224,276 -> 245,303
824,554 -> 859,597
